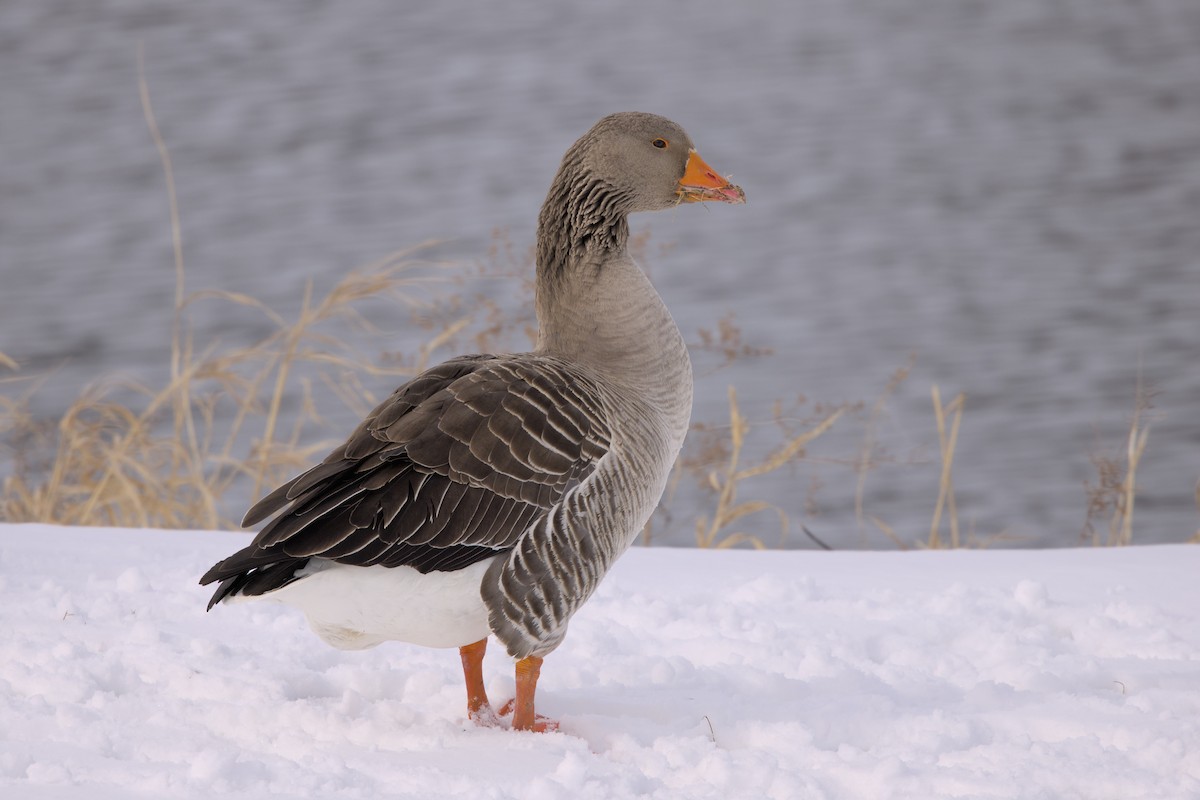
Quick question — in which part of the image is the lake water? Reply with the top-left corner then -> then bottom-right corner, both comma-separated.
3,0 -> 1198,547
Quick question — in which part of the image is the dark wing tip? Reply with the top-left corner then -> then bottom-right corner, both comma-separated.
200,561 -> 238,610
198,558 -> 223,587
242,485 -> 290,528
200,553 -> 310,610
204,578 -> 235,611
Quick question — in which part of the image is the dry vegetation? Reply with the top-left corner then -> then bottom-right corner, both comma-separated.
0,230 -> 1179,550
0,253 -> 445,530
1082,378 -> 1156,547
0,257 -> 1180,550
0,56 -> 446,530
0,237 -> 837,546
690,387 -> 842,550
1,72 -> 1186,549
1193,481 -> 1200,544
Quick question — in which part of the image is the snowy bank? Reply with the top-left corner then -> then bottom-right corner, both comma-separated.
2,524 -> 1198,799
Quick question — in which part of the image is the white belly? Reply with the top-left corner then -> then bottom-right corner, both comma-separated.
241,556 -> 498,650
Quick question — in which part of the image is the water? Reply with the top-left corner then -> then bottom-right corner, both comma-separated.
3,0 -> 1198,547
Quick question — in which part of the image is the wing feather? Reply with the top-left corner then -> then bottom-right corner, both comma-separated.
201,354 -> 612,603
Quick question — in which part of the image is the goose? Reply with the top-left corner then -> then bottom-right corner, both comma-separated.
200,112 -> 745,732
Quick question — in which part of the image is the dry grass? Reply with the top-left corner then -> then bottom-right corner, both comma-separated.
0,59 -> 460,530
693,315 -> 773,377
692,387 -> 843,549
1083,378 -> 1155,546
4,64 -> 1186,548
0,97 -> 814,541
1,255 -> 830,541
927,385 -> 965,549
2,283 -> 1179,550
0,59 -> 957,545
0,253 -> 450,529
854,357 -> 913,542
1191,481 -> 1200,544
851,374 -> 1019,551
0,237 -> 851,545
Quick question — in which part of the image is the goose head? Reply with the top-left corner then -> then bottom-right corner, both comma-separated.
570,112 -> 746,213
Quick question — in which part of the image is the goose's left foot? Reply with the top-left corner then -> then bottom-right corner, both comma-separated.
499,655 -> 559,732
497,697 -> 560,732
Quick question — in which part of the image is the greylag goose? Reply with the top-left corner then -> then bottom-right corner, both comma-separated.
200,112 -> 745,732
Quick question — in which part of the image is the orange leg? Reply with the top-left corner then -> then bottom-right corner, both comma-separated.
458,639 -> 498,726
505,655 -> 558,733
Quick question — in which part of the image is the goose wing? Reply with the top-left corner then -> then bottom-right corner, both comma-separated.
200,354 -> 612,607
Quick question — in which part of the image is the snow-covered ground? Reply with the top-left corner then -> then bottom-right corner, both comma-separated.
2,524 -> 1198,799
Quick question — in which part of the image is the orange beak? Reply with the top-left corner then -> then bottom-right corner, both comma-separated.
677,150 -> 746,204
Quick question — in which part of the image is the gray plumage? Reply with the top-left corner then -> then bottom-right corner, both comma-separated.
201,112 -> 741,661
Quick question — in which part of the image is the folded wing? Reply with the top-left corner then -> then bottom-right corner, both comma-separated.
200,354 -> 612,608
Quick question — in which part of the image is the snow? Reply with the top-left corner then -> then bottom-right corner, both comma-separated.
2,524 -> 1198,799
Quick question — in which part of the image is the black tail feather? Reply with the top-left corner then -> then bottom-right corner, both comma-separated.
201,549 -> 310,610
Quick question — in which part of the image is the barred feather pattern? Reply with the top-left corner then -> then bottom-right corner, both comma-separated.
482,407 -> 681,658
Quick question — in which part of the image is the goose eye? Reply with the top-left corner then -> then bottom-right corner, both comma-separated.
652,138 -> 668,149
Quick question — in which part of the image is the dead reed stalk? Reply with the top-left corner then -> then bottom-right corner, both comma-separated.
1191,480 -> 1199,544
694,386 -> 843,549
1083,379 -> 1153,546
854,357 -> 913,540
0,58 -> 454,527
928,385 -> 965,549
